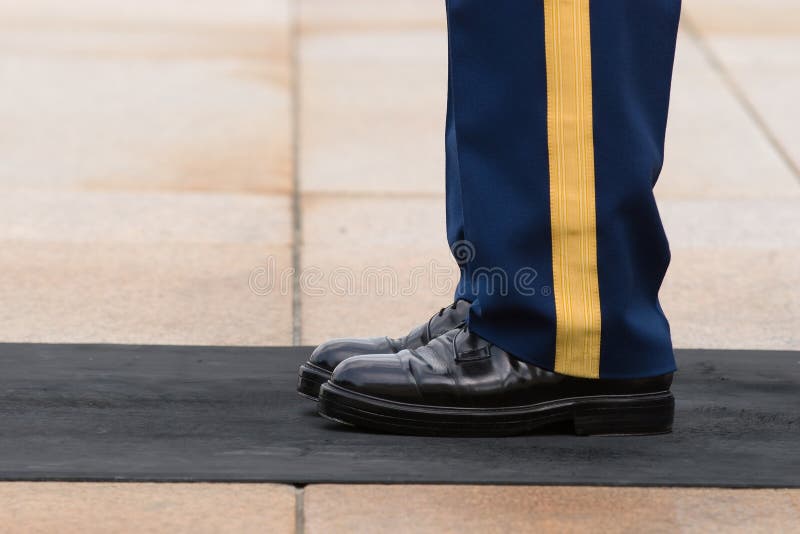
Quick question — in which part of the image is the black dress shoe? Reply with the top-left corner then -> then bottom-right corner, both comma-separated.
297,300 -> 471,400
318,326 -> 675,436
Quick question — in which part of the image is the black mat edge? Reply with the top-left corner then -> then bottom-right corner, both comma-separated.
1,343 -> 798,488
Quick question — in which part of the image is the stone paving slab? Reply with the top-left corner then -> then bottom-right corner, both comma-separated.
300,0 -> 443,32
0,0 -> 292,194
685,0 -> 800,36
659,198 -> 800,349
0,242 -> 292,345
700,36 -> 800,175
304,485 -> 800,534
682,1 -> 800,190
300,195 -> 455,344
300,249 -> 458,344
0,191 -> 291,244
0,0 -> 290,25
299,1 -> 447,194
0,192 -> 293,346
0,0 -> 294,345
663,249 -> 800,350
659,32 -> 800,199
0,483 -> 296,534
660,198 -> 800,249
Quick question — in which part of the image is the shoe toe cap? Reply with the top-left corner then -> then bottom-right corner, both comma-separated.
309,337 -> 393,372
330,353 -> 423,403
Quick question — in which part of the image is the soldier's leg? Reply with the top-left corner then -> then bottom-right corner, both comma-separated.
319,0 -> 683,435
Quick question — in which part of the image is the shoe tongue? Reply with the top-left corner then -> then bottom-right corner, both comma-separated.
428,300 -> 469,338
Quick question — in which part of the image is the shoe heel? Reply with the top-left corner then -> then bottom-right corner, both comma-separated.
572,392 -> 674,436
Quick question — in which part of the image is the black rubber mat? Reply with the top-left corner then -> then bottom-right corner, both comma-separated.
0,343 -> 797,487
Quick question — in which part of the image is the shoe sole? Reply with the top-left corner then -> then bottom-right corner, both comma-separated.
297,363 -> 333,401
318,383 -> 674,437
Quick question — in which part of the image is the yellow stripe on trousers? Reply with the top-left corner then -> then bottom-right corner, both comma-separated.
543,0 -> 602,378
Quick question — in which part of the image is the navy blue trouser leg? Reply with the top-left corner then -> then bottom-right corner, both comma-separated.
444,0 -> 681,379
444,8 -> 473,303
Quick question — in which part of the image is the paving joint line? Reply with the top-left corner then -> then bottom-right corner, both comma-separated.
294,486 -> 306,534
682,16 -> 800,183
290,0 -> 303,346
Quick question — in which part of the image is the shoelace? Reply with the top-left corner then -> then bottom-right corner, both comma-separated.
424,302 -> 461,344
436,301 -> 459,318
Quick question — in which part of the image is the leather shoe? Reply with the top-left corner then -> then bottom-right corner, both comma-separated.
318,326 -> 674,436
297,300 -> 471,400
